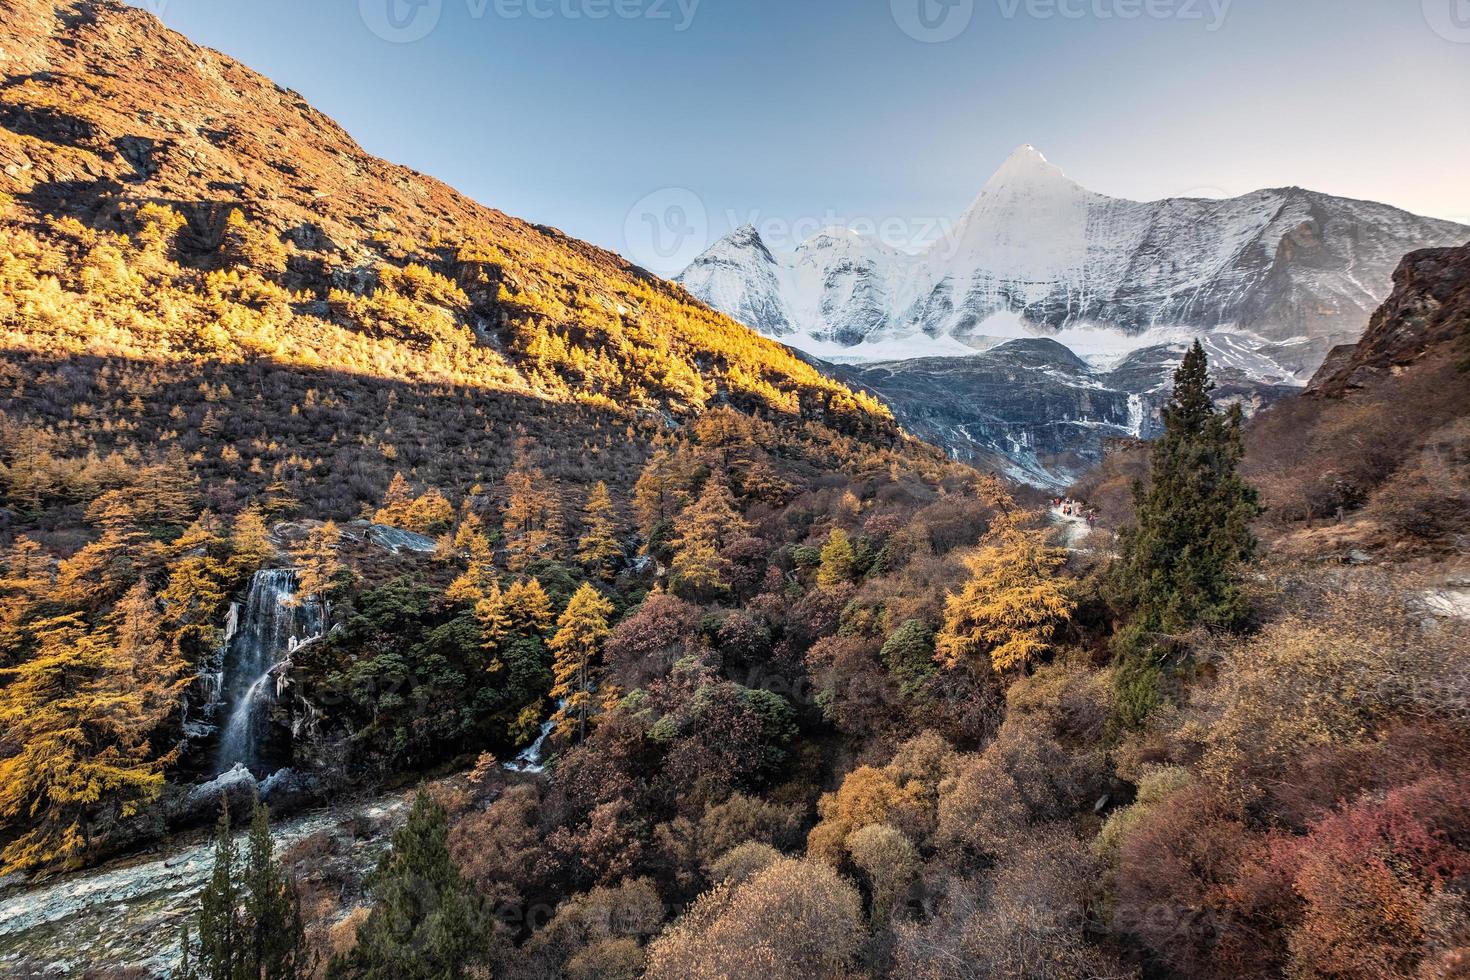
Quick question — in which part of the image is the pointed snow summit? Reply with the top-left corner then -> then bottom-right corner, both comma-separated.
977,144 -> 1080,194
679,224 -> 794,338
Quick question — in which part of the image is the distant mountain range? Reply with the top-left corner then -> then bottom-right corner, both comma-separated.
679,147 -> 1468,484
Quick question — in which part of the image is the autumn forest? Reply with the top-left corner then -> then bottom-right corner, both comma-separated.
1,1 -> 1469,979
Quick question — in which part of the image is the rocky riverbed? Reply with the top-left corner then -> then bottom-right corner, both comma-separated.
0,793 -> 410,978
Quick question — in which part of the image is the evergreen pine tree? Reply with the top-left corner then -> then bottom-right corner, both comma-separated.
244,800 -> 311,979
1107,341 -> 1260,724
330,792 -> 487,980
178,797 -> 309,980
1111,340 -> 1259,632
177,923 -> 197,980
190,801 -> 244,980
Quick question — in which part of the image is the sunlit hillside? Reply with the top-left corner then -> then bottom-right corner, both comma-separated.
0,0 -> 896,519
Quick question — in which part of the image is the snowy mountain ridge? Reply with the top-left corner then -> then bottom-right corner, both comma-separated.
678,146 -> 1469,378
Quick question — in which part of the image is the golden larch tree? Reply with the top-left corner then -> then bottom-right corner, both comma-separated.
669,476 -> 750,597
577,481 -> 622,580
290,520 -> 344,603
404,487 -> 455,535
501,578 -> 555,636
935,513 -> 1073,676
817,528 -> 857,588
227,504 -> 275,580
632,448 -> 692,539
0,608 -> 175,873
549,582 -> 614,743
374,471 -> 416,527
502,455 -> 563,572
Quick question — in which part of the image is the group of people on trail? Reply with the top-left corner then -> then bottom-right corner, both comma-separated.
1053,497 -> 1098,526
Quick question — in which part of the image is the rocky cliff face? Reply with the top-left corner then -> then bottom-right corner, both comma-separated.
1307,242 -> 1470,397
1245,242 -> 1470,553
831,338 -> 1299,488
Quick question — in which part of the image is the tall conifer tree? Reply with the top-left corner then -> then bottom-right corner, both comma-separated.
549,582 -> 615,742
1111,341 -> 1258,633
1108,341 -> 1259,724
329,792 -> 486,980
576,481 -> 622,580
178,798 -> 309,980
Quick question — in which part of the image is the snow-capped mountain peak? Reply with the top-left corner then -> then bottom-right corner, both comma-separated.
678,223 -> 794,337
677,146 -> 1469,375
972,144 -> 1079,197
940,146 -> 1094,293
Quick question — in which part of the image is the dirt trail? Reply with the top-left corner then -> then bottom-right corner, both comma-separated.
1050,506 -> 1094,550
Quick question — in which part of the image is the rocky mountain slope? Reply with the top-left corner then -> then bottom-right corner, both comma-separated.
1245,241 -> 1470,556
0,0 -> 965,916
828,338 -> 1300,487
0,0 -> 897,510
1307,242 -> 1470,397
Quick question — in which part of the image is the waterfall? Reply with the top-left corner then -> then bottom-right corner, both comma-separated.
214,569 -> 324,777
1127,393 -> 1146,438
503,700 -> 566,774
181,600 -> 238,741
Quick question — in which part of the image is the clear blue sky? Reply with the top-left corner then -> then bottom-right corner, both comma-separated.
129,0 -> 1470,274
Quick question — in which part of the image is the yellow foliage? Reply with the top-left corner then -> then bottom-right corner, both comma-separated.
936,513 -> 1073,675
